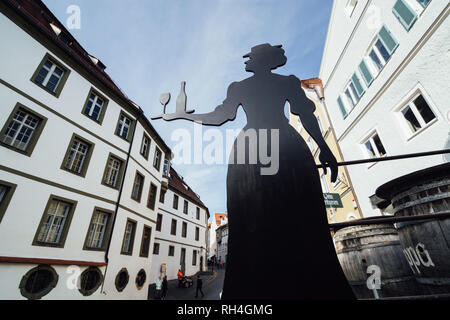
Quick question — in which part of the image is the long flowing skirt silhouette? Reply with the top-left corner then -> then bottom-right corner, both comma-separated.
222,121 -> 354,299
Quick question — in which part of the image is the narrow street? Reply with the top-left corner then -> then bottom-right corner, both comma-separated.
150,268 -> 226,300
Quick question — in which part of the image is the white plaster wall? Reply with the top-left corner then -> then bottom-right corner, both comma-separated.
320,0 -> 450,217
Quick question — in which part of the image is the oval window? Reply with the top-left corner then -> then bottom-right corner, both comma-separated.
79,267 -> 103,296
19,265 -> 58,300
115,268 -> 129,292
135,269 -> 146,289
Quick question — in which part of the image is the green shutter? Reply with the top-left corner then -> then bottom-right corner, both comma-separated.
392,0 -> 418,31
337,96 -> 347,119
358,60 -> 374,86
378,25 -> 399,55
351,72 -> 365,98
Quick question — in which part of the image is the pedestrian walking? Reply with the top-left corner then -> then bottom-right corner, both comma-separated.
219,259 -> 223,269
155,276 -> 162,300
195,275 -> 204,298
177,269 -> 184,288
161,275 -> 168,300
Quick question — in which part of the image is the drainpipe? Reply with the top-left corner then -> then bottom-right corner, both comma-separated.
101,109 -> 142,294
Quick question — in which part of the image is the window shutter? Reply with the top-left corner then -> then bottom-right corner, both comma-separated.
392,0 -> 418,31
337,96 -> 347,118
351,72 -> 365,98
378,25 -> 399,55
358,60 -> 374,86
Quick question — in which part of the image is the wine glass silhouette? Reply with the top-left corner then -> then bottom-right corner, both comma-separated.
160,93 -> 170,114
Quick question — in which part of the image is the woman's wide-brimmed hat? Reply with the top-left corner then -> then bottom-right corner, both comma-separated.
243,43 -> 283,58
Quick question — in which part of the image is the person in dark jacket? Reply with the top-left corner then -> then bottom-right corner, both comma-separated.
195,275 -> 204,298
161,275 -> 168,300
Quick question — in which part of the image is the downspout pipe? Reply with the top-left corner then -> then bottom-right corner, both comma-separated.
101,110 -> 142,293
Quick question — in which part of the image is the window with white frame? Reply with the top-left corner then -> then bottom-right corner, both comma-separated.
345,0 -> 358,16
320,173 -> 330,194
397,93 -> 436,136
183,200 -> 188,214
362,131 -> 387,159
358,26 -> 398,87
317,116 -> 324,135
131,172 -> 144,201
116,113 -> 132,140
393,0 -> 431,31
85,209 -> 111,250
307,136 -> 315,153
83,91 -> 105,122
153,147 -> 162,171
140,134 -> 150,159
337,72 -> 365,119
33,59 -> 65,93
297,117 -> 303,132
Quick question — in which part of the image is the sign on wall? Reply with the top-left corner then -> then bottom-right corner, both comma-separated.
323,193 -> 343,208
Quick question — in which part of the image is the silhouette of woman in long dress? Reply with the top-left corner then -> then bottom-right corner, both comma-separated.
156,44 -> 354,299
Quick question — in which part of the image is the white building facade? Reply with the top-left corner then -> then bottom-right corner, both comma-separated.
320,0 -> 450,217
150,168 -> 209,282
0,0 -> 209,300
216,222 -> 228,265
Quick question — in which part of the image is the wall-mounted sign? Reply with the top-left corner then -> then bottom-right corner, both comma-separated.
323,193 -> 343,208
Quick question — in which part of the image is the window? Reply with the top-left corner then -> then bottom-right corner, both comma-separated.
171,219 -> 177,235
140,134 -> 150,160
163,159 -> 170,177
140,226 -> 152,258
115,268 -> 129,292
82,89 -> 108,124
153,147 -> 162,171
173,194 -> 179,209
159,189 -> 166,203
33,195 -> 77,248
362,131 -> 387,159
337,72 -> 366,119
147,183 -> 158,210
307,136 -> 315,153
359,26 -> 398,86
84,208 -> 113,251
393,0 -> 430,31
0,181 -> 17,223
79,267 -> 103,296
196,207 -> 200,220
121,219 -> 137,255
131,171 -> 145,202
1,104 -> 47,156
297,117 -> 303,132
61,134 -> 94,177
153,242 -> 160,255
19,265 -> 58,300
398,93 -> 436,136
115,112 -> 133,141
183,200 -> 188,214
182,222 -> 187,238
31,54 -> 69,97
102,153 -> 125,189
168,245 -> 175,256
192,250 -> 197,266
135,269 -> 147,289
345,0 -> 358,16
195,227 -> 200,241
156,213 -> 163,232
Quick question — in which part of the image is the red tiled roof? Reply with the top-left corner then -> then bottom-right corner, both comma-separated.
214,213 -> 227,226
169,167 -> 208,212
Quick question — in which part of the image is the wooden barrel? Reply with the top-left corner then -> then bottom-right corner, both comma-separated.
334,221 -> 421,298
376,163 -> 450,295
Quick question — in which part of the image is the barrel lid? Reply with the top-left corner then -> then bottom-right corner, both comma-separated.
376,162 -> 450,204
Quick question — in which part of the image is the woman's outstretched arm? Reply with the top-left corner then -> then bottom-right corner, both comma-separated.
287,75 -> 338,182
154,82 -> 241,127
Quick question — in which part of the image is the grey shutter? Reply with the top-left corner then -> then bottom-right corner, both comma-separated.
378,25 -> 399,55
358,60 -> 374,86
392,0 -> 418,31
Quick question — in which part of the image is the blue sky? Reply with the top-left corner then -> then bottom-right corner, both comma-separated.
44,0 -> 333,221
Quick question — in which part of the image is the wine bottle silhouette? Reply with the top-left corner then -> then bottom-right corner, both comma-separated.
176,81 -> 194,114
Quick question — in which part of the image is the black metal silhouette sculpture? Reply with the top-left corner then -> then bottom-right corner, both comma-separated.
153,44 -> 355,300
